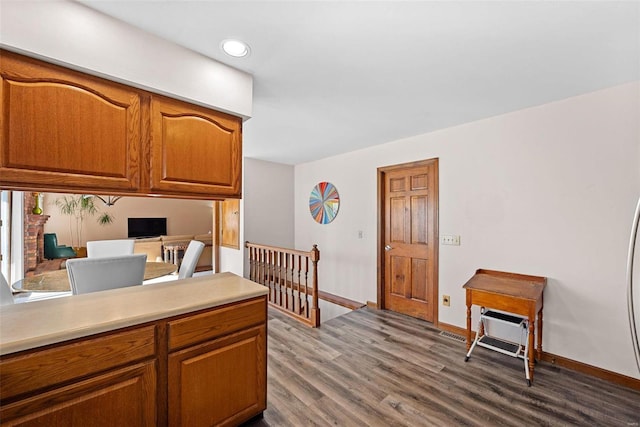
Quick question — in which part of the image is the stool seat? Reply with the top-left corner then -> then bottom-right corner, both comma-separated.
465,308 -> 532,386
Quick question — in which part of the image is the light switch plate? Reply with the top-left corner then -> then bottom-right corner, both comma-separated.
441,235 -> 460,245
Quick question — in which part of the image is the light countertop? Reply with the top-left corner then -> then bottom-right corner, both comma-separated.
0,272 -> 268,356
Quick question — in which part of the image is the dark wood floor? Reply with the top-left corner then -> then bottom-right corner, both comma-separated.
247,307 -> 640,427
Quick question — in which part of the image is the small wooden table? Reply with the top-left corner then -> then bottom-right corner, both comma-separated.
463,269 -> 546,383
13,262 -> 178,293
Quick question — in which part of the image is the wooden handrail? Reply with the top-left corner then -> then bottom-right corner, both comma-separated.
245,241 -> 320,327
244,241 -> 319,259
317,291 -> 365,310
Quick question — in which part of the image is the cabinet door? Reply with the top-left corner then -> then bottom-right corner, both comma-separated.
0,50 -> 141,192
0,361 -> 156,427
150,96 -> 242,198
220,199 -> 240,249
168,325 -> 266,427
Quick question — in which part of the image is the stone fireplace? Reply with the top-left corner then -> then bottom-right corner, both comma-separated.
24,193 -> 50,277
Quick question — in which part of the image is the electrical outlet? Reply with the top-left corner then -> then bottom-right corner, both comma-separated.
441,235 -> 461,246
442,295 -> 450,306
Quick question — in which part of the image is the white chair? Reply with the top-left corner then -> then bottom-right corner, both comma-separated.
178,240 -> 205,279
87,239 -> 135,258
66,254 -> 147,295
1,273 -> 14,306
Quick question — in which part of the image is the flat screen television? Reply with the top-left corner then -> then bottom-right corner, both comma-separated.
128,217 -> 167,238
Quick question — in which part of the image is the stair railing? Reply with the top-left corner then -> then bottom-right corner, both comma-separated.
245,241 -> 320,327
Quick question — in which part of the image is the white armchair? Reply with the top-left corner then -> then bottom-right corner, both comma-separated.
0,273 -> 14,306
66,254 -> 147,295
178,240 -> 205,279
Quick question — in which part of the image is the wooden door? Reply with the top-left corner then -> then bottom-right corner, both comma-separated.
380,159 -> 438,322
220,199 -> 240,249
149,95 -> 242,198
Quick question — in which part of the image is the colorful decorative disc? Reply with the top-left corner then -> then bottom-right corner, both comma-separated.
309,182 -> 340,224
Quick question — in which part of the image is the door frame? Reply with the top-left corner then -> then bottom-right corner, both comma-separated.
377,158 -> 439,326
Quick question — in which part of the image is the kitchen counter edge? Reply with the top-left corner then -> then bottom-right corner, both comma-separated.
0,272 -> 268,356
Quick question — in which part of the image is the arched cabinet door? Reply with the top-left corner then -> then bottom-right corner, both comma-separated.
149,95 -> 242,198
0,50 -> 141,192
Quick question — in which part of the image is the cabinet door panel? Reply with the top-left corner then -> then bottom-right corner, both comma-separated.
0,326 -> 156,401
168,297 -> 265,351
150,96 -> 242,197
0,50 -> 141,192
0,361 -> 156,427
168,325 -> 266,427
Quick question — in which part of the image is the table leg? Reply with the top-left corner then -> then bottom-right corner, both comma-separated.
537,309 -> 543,361
164,248 -> 170,264
528,319 -> 536,383
466,303 -> 472,352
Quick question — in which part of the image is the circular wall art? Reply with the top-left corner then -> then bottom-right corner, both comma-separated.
309,182 -> 340,224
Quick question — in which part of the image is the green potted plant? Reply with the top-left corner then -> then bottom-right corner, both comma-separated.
54,195 -> 114,256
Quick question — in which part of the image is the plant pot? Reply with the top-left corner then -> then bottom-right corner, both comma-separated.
73,247 -> 87,258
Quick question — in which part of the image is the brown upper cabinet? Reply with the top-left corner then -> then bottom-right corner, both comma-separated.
150,96 -> 242,198
0,50 -> 142,193
0,49 -> 242,199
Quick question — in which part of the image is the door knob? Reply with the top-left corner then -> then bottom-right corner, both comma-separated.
385,245 -> 392,251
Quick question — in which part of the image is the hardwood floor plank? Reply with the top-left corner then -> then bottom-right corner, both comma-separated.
267,349 -> 325,407
245,307 -> 640,427
267,372 -> 330,427
343,312 -> 542,425
379,394 -> 453,427
307,395 -> 374,427
267,325 -> 400,425
337,351 -> 491,426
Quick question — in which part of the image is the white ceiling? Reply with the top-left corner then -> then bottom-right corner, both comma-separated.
79,1 -> 640,165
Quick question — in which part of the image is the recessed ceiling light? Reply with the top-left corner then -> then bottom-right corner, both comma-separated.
221,39 -> 250,58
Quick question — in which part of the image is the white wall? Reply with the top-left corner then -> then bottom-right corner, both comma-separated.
43,193 -> 213,246
0,0 -> 252,118
244,158 -> 295,250
219,158 -> 295,277
295,82 -> 640,378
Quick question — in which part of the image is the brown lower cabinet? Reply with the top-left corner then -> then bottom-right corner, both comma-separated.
169,326 -> 266,426
0,297 -> 267,427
